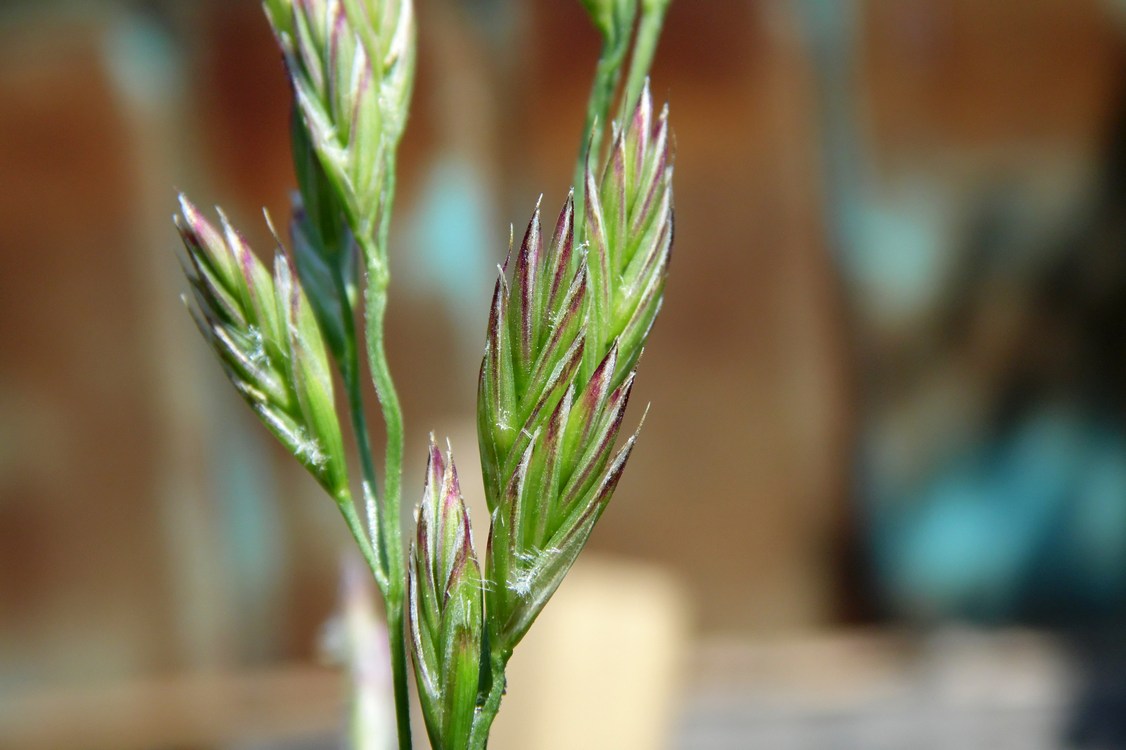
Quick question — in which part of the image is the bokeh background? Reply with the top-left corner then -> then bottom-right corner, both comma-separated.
3,0 -> 1126,747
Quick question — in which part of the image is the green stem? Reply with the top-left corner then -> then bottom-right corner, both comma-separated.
364,291 -> 404,580
343,360 -> 391,592
364,280 -> 411,750
386,602 -> 411,750
573,27 -> 633,243
336,495 -> 383,592
467,650 -> 510,750
361,160 -> 411,750
333,273 -> 407,749
371,164 -> 404,592
620,0 -> 671,122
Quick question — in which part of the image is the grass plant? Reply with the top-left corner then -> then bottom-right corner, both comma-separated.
175,1 -> 673,747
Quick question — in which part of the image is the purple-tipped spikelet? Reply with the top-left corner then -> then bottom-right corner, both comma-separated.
408,439 -> 483,750
584,80 -> 673,383
265,0 -> 415,248
478,193 -> 588,509
176,195 -> 349,501
476,86 -> 671,651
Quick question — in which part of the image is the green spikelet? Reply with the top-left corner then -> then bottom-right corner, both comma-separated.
266,0 -> 415,251
583,80 -> 673,383
408,439 -> 483,750
477,86 -> 672,652
176,196 -> 350,502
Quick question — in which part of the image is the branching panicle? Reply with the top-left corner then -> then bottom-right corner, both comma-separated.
177,3 -> 673,749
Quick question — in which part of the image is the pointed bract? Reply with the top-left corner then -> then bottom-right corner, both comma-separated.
408,439 -> 483,750
584,82 -> 673,386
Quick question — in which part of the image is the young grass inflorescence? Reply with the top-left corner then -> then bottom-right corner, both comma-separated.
175,1 -> 673,747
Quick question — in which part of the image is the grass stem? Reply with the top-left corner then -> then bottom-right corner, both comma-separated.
361,161 -> 411,750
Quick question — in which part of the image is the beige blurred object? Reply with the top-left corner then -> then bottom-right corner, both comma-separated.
487,556 -> 691,750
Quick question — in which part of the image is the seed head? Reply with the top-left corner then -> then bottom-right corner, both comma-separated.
267,0 -> 416,252
177,195 -> 349,501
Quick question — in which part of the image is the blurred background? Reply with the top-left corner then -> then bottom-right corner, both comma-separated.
3,0 -> 1126,747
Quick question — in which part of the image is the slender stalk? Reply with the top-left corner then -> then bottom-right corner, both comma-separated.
364,282 -> 411,750
360,161 -> 411,750
467,650 -> 510,750
385,603 -> 411,750
336,335 -> 406,748
343,361 -> 392,591
620,0 -> 670,121
315,232 -> 392,593
336,495 -> 384,592
573,29 -> 632,241
372,165 -> 405,590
